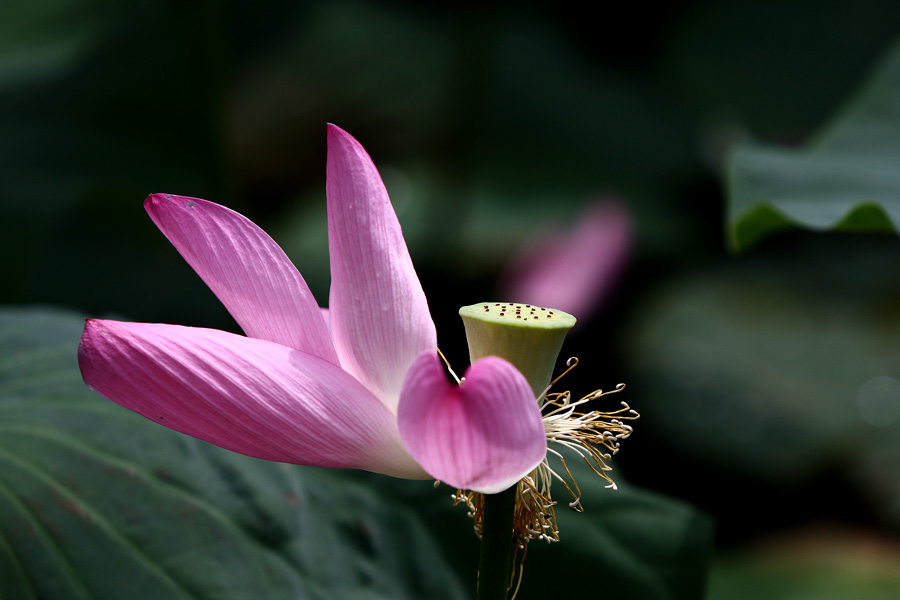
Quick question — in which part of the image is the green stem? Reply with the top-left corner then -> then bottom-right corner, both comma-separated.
476,485 -> 517,600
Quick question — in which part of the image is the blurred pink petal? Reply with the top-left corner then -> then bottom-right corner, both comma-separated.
502,200 -> 632,322
398,352 -> 546,494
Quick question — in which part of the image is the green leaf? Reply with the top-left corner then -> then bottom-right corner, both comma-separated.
379,450 -> 713,600
624,237 -> 900,487
524,460 -> 714,600
708,529 -> 900,600
667,0 -> 900,137
727,38 -> 900,250
0,307 -> 466,600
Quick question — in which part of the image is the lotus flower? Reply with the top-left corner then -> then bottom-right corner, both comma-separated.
78,125 -> 546,495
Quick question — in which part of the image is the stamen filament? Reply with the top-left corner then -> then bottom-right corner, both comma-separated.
437,348 -> 462,383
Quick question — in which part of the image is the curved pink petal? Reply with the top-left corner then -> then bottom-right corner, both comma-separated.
78,319 -> 426,479
145,194 -> 338,365
502,200 -> 631,322
326,125 -> 437,410
397,352 -> 546,494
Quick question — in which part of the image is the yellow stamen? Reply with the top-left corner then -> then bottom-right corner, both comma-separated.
437,348 -> 461,383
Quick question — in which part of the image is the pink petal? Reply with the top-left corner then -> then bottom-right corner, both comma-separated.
502,200 -> 632,322
319,307 -> 331,337
397,352 -> 546,494
326,125 -> 437,409
145,194 -> 338,365
78,319 -> 426,479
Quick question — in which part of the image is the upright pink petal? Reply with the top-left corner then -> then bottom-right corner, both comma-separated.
319,307 -> 332,337
79,319 -> 426,479
145,194 -> 338,365
326,125 -> 437,410
397,352 -> 546,494
502,200 -> 632,322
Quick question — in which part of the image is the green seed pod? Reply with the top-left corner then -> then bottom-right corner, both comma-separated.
459,302 -> 576,398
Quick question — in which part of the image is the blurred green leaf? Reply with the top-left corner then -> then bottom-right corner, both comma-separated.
625,236 -> 900,487
524,460 -> 713,600
668,0 -> 900,138
708,528 -> 900,600
727,38 -> 900,251
0,307 -> 467,599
